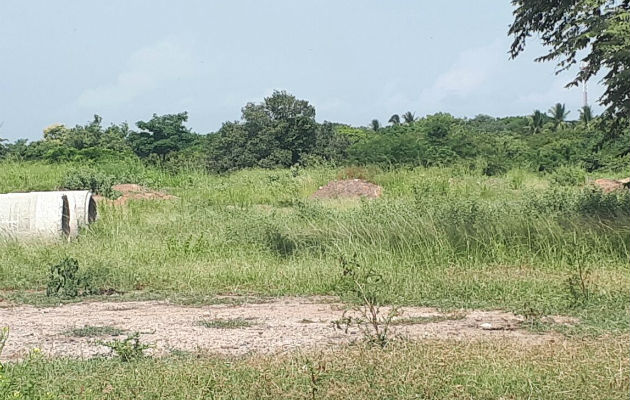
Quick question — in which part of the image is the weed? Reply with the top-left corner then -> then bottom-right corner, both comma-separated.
566,264 -> 594,307
46,257 -> 95,298
196,318 -> 256,329
97,332 -> 150,362
63,325 -> 124,337
335,256 -> 399,348
302,356 -> 327,400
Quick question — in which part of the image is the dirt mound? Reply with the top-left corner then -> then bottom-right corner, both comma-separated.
0,298 -> 571,361
94,184 -> 177,205
593,178 -> 630,193
311,179 -> 382,199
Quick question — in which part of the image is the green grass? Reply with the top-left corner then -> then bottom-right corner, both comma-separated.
63,325 -> 124,338
197,318 -> 257,329
2,337 -> 628,399
1,161 -> 629,397
1,162 -> 628,334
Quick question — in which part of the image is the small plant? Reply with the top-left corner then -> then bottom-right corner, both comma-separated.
334,256 -> 399,348
196,318 -> 256,329
64,325 -> 124,337
0,326 -> 7,361
302,356 -> 327,400
98,332 -> 150,362
566,264 -> 594,307
46,257 -> 94,298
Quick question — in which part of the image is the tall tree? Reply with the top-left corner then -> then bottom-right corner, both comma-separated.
580,105 -> 594,126
509,0 -> 630,120
548,103 -> 570,129
370,119 -> 381,131
530,109 -> 545,133
388,114 -> 400,126
402,111 -> 416,124
128,112 -> 195,160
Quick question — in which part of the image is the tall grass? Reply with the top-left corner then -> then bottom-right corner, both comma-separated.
0,162 -> 628,331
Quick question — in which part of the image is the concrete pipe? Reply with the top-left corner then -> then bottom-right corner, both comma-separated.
0,192 -> 72,240
62,190 -> 97,231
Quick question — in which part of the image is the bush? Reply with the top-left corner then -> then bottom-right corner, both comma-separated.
551,166 -> 586,186
46,257 -> 95,298
61,168 -> 119,198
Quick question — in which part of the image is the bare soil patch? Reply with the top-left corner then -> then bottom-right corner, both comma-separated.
0,298 -> 572,361
592,178 -> 630,193
94,184 -> 177,205
311,179 -> 382,199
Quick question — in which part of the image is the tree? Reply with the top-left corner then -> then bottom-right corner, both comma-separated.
370,119 -> 381,131
388,114 -> 400,126
207,91 -> 319,170
530,110 -> 545,133
580,105 -> 594,126
509,0 -> 630,120
402,111 -> 416,124
128,112 -> 195,160
548,103 -> 569,129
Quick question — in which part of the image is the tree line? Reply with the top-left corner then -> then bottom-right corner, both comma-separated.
0,90 -> 627,175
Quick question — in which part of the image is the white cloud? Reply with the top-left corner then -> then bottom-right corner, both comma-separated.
418,40 -> 503,109
77,38 -> 197,109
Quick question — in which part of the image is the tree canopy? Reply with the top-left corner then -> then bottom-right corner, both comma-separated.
509,0 -> 630,120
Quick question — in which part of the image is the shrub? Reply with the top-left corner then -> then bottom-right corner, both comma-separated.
61,168 -> 119,198
46,257 -> 95,298
551,166 -> 586,186
98,332 -> 150,362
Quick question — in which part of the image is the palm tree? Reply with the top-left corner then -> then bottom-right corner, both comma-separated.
548,103 -> 569,129
402,111 -> 416,124
388,114 -> 400,126
579,105 -> 593,126
530,110 -> 545,133
370,119 -> 381,131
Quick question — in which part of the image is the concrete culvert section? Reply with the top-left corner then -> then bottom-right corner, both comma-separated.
0,192 -> 73,240
62,191 -> 97,232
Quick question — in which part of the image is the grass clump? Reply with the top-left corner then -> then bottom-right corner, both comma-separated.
197,318 -> 256,329
63,325 -> 124,338
98,332 -> 150,362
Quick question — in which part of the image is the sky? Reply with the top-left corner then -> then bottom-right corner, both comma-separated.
0,1 -> 605,141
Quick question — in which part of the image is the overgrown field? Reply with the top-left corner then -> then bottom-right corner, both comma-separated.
1,161 -> 629,398
1,161 -> 629,330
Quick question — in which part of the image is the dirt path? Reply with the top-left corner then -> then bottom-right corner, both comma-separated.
0,297 -> 570,361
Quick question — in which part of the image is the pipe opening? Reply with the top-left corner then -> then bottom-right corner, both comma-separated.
61,195 -> 71,238
88,196 -> 97,223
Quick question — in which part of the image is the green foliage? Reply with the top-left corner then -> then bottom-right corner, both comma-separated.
128,112 -> 198,160
46,257 -> 95,298
98,332 -> 150,362
509,0 -> 630,120
61,168 -> 119,198
207,91 -> 322,171
551,165 -> 586,186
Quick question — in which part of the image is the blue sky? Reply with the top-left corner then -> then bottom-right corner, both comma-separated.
0,1 -> 604,141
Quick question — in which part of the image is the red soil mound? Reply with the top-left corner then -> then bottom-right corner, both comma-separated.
94,184 -> 176,205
